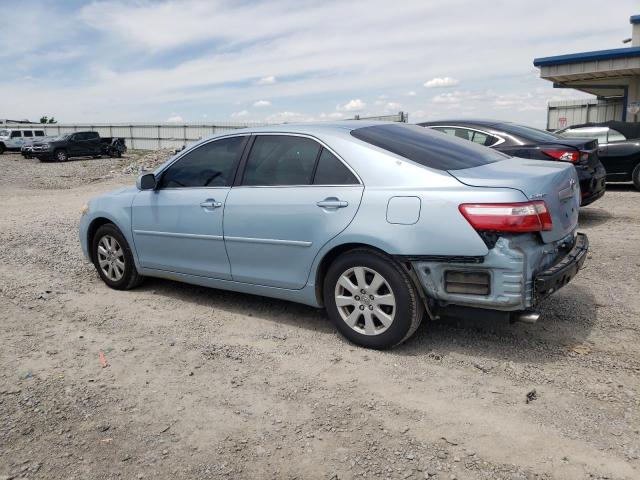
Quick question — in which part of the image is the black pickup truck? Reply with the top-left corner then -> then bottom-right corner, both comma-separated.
31,131 -> 126,162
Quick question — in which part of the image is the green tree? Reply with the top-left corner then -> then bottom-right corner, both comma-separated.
48,117 -> 57,124
39,116 -> 48,124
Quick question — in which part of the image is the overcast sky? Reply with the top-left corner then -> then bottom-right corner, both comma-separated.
1,0 -> 637,126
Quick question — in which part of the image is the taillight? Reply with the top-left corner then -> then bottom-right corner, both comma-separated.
459,201 -> 553,233
542,148 -> 579,163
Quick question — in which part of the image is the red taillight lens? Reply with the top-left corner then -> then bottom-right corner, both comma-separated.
542,148 -> 579,163
459,201 -> 553,233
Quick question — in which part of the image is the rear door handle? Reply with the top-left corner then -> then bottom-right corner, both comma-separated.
200,199 -> 222,209
316,198 -> 349,209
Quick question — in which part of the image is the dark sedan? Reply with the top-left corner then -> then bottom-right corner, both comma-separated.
556,121 -> 640,191
418,120 -> 607,206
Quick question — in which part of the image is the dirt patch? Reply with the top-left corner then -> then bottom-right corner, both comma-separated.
0,152 -> 639,479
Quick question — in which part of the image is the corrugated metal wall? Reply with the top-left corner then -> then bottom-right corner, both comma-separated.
11,122 -> 264,149
10,113 -> 407,149
547,98 -> 623,130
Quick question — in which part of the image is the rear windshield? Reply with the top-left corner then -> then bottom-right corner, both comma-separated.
350,123 -> 507,170
497,123 -> 561,142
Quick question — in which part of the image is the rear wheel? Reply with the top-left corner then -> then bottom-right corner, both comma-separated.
633,163 -> 640,191
92,224 -> 143,290
54,149 -> 68,162
324,249 -> 423,349
0,143 -> 5,154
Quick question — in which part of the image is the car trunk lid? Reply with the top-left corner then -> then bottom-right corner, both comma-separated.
448,157 -> 580,243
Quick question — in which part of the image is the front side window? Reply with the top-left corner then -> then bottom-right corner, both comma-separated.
560,127 -> 608,144
242,135 -> 321,186
352,124 -> 506,171
23,130 -> 33,137
607,129 -> 626,143
0,130 -> 9,137
313,149 -> 358,185
35,131 -> 45,136
159,136 -> 246,188
10,131 -> 21,138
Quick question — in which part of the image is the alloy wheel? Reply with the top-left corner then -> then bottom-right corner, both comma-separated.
334,266 -> 396,336
97,235 -> 125,282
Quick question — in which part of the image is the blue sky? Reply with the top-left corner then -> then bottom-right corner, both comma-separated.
1,0 -> 637,126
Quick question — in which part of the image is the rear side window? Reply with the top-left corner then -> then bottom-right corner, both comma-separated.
313,149 -> 358,185
243,135 -> 321,186
159,136 -> 246,188
23,130 -> 33,137
35,130 -> 45,136
351,124 -> 506,171
85,132 -> 99,140
431,127 -> 500,147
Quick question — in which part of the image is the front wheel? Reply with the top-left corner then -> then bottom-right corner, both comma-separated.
633,163 -> 640,191
0,144 -> 5,154
54,149 -> 68,162
324,249 -> 423,349
92,224 -> 143,290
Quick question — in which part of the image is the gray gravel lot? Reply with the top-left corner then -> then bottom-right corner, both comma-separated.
0,152 -> 639,479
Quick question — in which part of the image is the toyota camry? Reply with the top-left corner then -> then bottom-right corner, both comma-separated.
80,122 -> 588,349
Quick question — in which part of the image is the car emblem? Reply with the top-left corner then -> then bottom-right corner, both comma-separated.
529,193 -> 546,199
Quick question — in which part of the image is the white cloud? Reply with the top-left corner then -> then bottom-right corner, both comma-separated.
406,91 -> 417,96
265,111 -> 314,123
432,91 -> 464,104
256,75 -> 276,85
319,112 -> 345,120
231,110 -> 249,117
166,114 -> 184,123
385,101 -> 402,110
252,100 -> 271,107
424,77 -> 460,88
336,99 -> 366,112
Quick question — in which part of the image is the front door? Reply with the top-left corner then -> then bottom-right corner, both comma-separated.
224,135 -> 363,289
131,135 -> 248,279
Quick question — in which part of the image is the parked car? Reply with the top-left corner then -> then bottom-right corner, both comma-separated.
555,121 -> 640,190
80,122 -> 587,349
0,128 -> 46,154
100,137 -> 127,158
31,131 -> 102,162
21,135 -> 57,158
418,120 -> 606,206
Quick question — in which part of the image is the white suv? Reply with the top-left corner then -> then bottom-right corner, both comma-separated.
0,128 -> 46,154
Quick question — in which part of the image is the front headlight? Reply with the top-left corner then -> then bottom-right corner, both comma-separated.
80,203 -> 90,216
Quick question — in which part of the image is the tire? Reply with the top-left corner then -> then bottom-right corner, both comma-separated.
92,223 -> 143,290
633,163 -> 640,191
0,143 -> 5,155
54,149 -> 68,162
323,248 -> 423,349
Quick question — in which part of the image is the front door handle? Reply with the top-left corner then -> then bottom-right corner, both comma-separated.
200,199 -> 222,209
317,198 -> 349,209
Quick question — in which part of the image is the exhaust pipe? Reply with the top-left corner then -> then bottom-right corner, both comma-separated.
512,311 -> 540,324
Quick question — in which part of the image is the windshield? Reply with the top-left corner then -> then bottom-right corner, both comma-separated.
351,123 -> 507,171
0,130 -> 9,137
498,123 -> 561,142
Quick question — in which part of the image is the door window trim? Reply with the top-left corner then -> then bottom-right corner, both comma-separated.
428,125 -> 505,147
233,132 -> 362,188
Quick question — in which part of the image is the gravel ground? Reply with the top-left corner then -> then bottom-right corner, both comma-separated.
0,152 -> 638,480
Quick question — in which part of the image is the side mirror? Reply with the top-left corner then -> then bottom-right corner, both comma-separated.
137,173 -> 157,190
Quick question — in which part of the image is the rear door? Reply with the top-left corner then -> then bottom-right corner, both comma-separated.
84,132 -> 101,155
131,135 -> 248,278
224,134 -> 364,289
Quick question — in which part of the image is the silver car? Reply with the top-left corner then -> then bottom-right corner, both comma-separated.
79,122 -> 587,349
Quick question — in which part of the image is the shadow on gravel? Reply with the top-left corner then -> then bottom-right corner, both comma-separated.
578,207 -> 612,227
135,277 -> 334,333
604,183 -> 636,192
395,285 -> 597,364
134,275 -> 597,362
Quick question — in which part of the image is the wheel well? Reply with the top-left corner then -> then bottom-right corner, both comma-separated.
87,217 -> 113,262
314,243 -> 392,306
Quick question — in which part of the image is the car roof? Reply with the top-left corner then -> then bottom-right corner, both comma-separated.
236,120 -> 398,136
559,121 -> 640,139
417,119 -> 508,128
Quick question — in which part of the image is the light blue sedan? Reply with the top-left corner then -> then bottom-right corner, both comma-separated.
80,122 -> 588,348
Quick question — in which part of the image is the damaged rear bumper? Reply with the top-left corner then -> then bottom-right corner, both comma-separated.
408,232 -> 588,313
534,233 -> 588,303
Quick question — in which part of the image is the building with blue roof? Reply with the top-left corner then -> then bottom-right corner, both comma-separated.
534,15 -> 640,128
